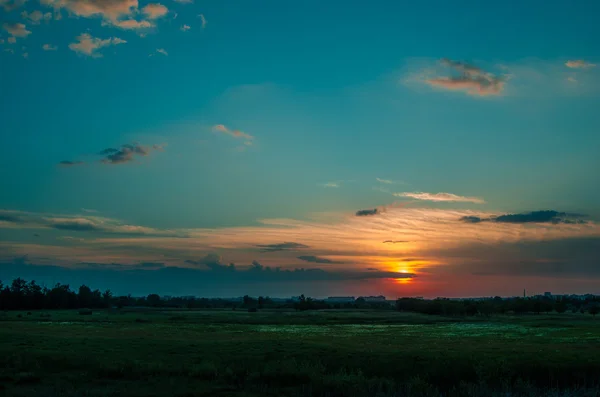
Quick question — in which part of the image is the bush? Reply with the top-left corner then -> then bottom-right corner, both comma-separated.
248,308 -> 258,313
79,309 -> 93,315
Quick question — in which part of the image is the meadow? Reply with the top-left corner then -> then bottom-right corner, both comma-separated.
1,309 -> 600,397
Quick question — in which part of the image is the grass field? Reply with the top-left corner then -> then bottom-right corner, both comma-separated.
1,309 -> 600,396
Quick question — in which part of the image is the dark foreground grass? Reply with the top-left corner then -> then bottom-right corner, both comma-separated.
1,309 -> 600,396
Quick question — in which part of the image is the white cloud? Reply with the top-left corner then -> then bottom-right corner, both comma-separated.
180,24 -> 190,31
565,60 -> 596,69
320,182 -> 340,188
41,0 -> 137,23
198,13 -> 206,28
21,10 -> 52,24
42,43 -> 57,51
3,23 -> 31,39
142,3 -> 168,19
156,48 -> 168,56
22,52 -> 28,58
0,0 -> 28,12
393,192 -> 485,204
68,33 -> 126,57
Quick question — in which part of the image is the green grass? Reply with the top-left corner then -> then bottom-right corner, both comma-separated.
1,309 -> 600,396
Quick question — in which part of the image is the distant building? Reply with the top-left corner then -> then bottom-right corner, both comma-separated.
360,295 -> 386,302
326,296 -> 355,303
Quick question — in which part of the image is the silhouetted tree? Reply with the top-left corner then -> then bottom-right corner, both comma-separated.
146,294 -> 161,307
589,305 -> 599,317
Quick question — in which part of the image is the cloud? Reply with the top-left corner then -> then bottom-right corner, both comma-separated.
3,23 -> 31,39
99,143 -> 163,164
68,33 -> 126,57
0,0 -> 27,12
111,19 -> 153,30
185,254 -> 236,271
461,210 -> 586,225
41,0 -> 137,23
198,13 -> 206,28
173,0 -> 192,3
425,58 -> 505,96
212,124 -> 254,143
0,211 -> 23,223
256,242 -> 309,252
21,10 -> 52,24
376,178 -> 396,185
58,160 -> 84,166
320,182 -> 340,188
394,192 -> 485,204
22,52 -> 28,59
81,208 -> 97,213
180,24 -> 190,31
297,255 -> 338,264
142,3 -> 168,19
565,60 -> 596,69
48,218 -> 103,232
156,48 -> 168,56
382,240 -> 409,244
43,44 -> 57,51
7,37 -> 16,44
356,208 -> 378,216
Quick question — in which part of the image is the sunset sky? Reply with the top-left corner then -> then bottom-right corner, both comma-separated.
1,0 -> 600,298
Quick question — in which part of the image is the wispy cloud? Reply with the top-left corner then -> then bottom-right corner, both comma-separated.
382,240 -> 409,244
212,124 -> 254,145
42,43 -> 57,51
320,182 -> 340,188
41,0 -> 136,24
180,24 -> 190,31
69,33 -> 126,57
173,0 -> 192,3
2,23 -> 31,40
156,48 -> 168,56
110,19 -> 154,30
424,58 -> 506,96
376,177 -> 404,185
394,192 -> 485,204
565,60 -> 596,69
198,13 -> 206,28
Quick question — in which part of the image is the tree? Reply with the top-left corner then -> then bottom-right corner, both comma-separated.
78,285 -> 93,308
554,300 -> 567,314
147,294 -> 161,307
589,305 -> 599,317
102,290 -> 113,308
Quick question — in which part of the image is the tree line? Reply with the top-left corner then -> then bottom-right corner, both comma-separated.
1,277 -> 599,315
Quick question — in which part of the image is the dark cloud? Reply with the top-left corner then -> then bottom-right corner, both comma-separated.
425,237 -> 600,279
459,210 -> 586,225
256,242 -> 309,252
382,240 -> 409,244
459,216 -> 484,223
0,212 -> 22,223
100,143 -> 163,165
297,255 -> 338,264
0,258 -> 414,297
367,268 -> 379,271
185,254 -> 236,271
58,160 -> 85,167
356,208 -> 378,216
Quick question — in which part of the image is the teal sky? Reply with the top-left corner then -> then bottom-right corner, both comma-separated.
1,0 -> 600,297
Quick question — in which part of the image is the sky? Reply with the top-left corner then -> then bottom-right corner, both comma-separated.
1,0 -> 600,298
